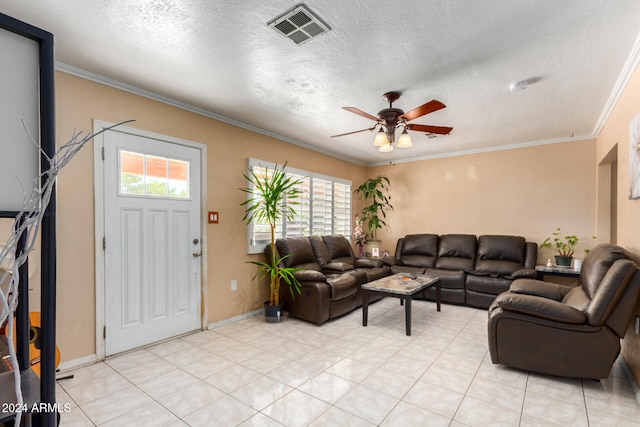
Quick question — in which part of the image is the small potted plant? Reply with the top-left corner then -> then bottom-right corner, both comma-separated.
240,162 -> 303,322
540,228 -> 579,266
354,175 -> 393,256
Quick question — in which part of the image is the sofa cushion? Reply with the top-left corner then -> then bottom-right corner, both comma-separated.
466,274 -> 512,295
586,258 -> 637,326
324,260 -> 355,272
435,234 -> 476,271
275,237 -> 321,270
322,235 -> 354,259
477,235 -> 525,263
313,235 -> 356,272
309,235 -> 330,267
562,286 -> 590,312
475,235 -> 526,276
426,268 -> 465,289
399,234 -> 439,268
580,244 -> 634,299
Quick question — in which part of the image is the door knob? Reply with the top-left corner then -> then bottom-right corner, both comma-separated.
192,251 -> 202,257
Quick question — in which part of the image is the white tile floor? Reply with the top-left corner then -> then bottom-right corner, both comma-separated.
55,299 -> 640,426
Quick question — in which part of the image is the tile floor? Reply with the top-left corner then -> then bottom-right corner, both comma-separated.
54,299 -> 640,426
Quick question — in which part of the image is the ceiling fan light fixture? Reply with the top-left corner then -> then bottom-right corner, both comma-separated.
379,143 -> 394,152
374,128 -> 389,146
397,129 -> 413,147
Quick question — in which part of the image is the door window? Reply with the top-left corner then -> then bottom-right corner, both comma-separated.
119,149 -> 190,199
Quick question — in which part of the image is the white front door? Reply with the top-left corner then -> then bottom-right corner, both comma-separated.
102,128 -> 202,356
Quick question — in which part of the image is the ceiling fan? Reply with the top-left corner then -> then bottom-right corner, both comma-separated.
331,91 -> 453,152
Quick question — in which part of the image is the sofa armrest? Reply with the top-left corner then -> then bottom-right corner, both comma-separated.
509,279 -> 572,301
495,293 -> 586,324
355,257 -> 384,268
524,241 -> 538,269
293,269 -> 326,282
506,268 -> 537,280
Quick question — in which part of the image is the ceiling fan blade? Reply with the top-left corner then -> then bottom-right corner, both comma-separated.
342,107 -> 380,122
331,126 -> 377,138
399,100 -> 446,121
407,124 -> 453,135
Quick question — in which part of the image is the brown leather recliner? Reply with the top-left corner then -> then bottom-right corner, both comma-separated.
488,244 -> 640,379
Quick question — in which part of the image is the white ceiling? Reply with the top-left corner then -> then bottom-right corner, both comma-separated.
3,1 -> 640,165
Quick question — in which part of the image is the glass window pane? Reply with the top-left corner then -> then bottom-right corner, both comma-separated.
333,182 -> 351,237
312,178 -> 332,235
286,174 -> 310,237
120,150 -> 144,195
169,159 -> 190,198
145,155 -> 168,196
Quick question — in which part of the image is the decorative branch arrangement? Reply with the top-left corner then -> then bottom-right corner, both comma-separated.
0,120 -> 132,424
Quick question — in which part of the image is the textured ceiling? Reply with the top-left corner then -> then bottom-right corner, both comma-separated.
2,1 -> 640,165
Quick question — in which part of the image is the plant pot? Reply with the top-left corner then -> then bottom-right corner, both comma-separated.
364,239 -> 381,258
264,302 -> 286,323
555,255 -> 573,267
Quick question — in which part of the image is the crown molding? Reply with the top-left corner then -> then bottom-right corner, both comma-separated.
368,135 -> 595,167
54,62 -> 366,166
592,32 -> 640,137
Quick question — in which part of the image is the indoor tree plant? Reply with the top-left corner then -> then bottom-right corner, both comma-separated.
354,175 -> 393,256
240,162 -> 303,322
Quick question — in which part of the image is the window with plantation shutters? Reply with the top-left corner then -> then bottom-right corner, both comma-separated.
246,158 -> 352,254
333,181 -> 351,236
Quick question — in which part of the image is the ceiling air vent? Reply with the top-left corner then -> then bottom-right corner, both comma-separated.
268,4 -> 331,46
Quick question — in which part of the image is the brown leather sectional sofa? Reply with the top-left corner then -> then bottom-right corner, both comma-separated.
270,233 -> 538,324
392,234 -> 538,309
272,234 -> 389,324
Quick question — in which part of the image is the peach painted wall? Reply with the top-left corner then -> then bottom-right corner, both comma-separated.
596,58 -> 640,385
366,140 -> 598,262
55,72 -> 367,361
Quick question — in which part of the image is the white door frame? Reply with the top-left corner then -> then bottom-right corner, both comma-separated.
93,120 -> 208,361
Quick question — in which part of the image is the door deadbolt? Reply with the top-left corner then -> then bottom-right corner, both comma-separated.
193,238 -> 200,244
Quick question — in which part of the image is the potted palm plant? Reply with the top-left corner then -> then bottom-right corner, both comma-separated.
354,175 -> 393,256
240,162 -> 303,322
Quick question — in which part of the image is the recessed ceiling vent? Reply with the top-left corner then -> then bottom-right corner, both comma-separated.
268,4 -> 331,46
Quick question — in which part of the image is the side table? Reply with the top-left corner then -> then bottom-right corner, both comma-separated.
535,265 -> 581,281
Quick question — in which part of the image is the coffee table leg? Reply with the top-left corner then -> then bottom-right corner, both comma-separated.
436,282 -> 441,312
362,290 -> 369,327
404,296 -> 411,336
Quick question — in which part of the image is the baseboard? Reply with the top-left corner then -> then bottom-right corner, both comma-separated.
57,354 -> 97,373
620,357 -> 640,406
207,308 -> 262,330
